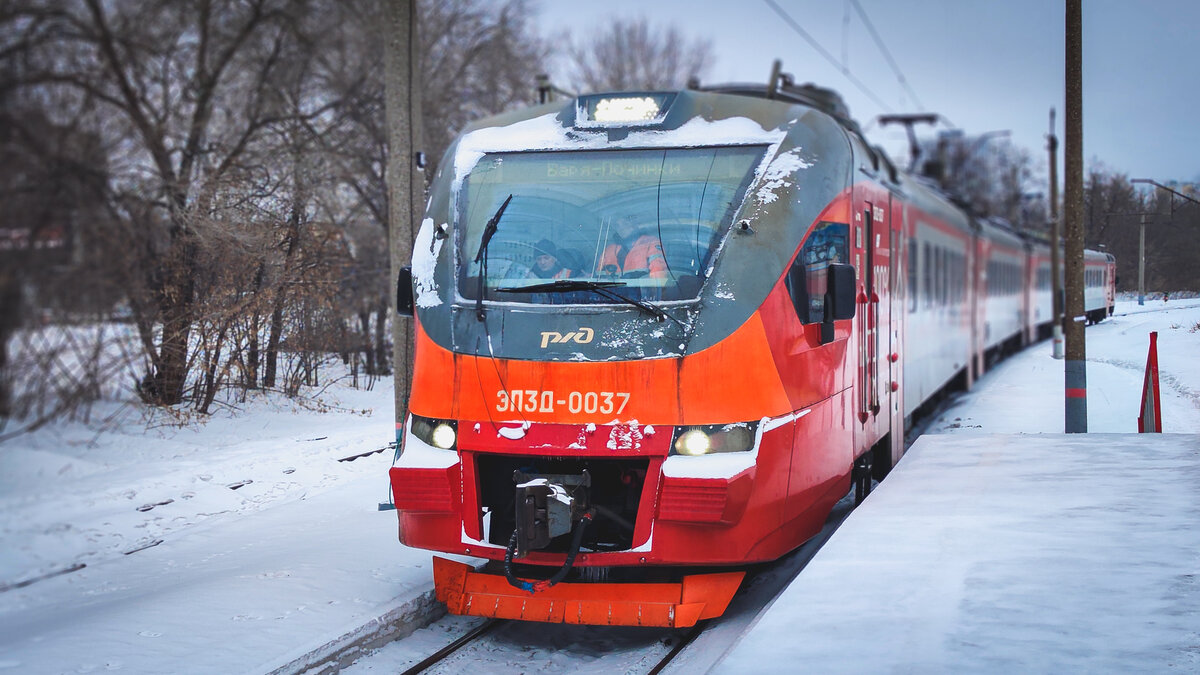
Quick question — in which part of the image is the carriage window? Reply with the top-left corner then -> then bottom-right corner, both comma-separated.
907,239 -> 917,313
939,248 -> 948,306
956,253 -> 965,302
457,146 -> 764,305
950,252 -> 960,303
923,242 -> 933,309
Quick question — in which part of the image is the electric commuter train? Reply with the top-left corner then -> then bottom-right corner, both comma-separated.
389,75 -> 1117,628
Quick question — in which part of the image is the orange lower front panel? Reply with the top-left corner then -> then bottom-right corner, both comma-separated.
432,557 -> 744,628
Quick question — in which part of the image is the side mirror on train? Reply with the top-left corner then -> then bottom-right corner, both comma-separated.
827,263 -> 856,320
396,266 -> 415,317
819,263 -> 855,344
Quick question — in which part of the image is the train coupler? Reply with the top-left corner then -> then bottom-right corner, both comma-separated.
505,470 -> 593,592
512,469 -> 591,559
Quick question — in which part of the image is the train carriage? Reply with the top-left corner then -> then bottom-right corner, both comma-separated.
388,76 -> 1114,629
1083,250 -> 1117,323
901,192 -> 973,410
1025,238 -> 1054,343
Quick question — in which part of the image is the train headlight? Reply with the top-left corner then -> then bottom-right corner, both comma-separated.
410,414 -> 457,451
575,93 -> 674,128
670,422 -> 758,456
431,424 -> 456,450
675,430 -> 712,456
594,96 -> 661,123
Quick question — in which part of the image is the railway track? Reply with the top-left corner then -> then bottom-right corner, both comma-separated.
399,619 -> 502,675
355,492 -> 857,674
396,617 -> 704,675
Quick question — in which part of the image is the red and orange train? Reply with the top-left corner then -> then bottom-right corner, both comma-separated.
389,79 -> 1116,628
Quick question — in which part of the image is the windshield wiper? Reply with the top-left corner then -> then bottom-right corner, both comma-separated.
496,279 -> 625,294
496,279 -> 673,323
473,194 -> 513,321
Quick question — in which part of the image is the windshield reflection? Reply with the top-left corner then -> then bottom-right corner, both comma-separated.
457,146 -> 764,304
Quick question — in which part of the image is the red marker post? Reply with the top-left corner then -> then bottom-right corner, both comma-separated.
1138,332 -> 1162,433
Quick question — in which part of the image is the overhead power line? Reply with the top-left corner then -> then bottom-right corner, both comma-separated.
848,0 -> 925,111
763,0 -> 894,114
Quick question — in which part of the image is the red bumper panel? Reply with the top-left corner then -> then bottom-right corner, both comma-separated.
657,472 -> 753,524
432,557 -> 744,628
390,466 -> 459,512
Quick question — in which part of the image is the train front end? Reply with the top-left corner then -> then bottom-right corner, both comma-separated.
389,89 -> 856,627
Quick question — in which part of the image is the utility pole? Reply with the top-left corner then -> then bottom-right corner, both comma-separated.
1129,178 -> 1200,305
384,0 -> 423,419
1138,214 -> 1147,305
1047,108 -> 1063,358
1063,0 -> 1086,433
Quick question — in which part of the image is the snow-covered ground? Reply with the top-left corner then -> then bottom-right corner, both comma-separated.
717,299 -> 1200,672
0,369 -> 439,673
0,299 -> 1198,673
717,433 -> 1200,673
928,298 -> 1200,434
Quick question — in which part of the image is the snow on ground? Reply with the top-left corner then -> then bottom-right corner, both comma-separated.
717,433 -> 1200,673
928,298 -> 1200,434
717,299 -> 1200,673
0,365 -> 451,673
0,369 -> 396,589
1,299 -> 1197,673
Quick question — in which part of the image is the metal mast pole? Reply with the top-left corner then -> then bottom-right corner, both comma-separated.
1048,108 -> 1063,358
1138,214 -> 1146,306
1064,0 -> 1087,432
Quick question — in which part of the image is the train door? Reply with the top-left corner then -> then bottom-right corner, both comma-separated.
970,233 -> 984,383
886,195 -> 904,467
857,203 -> 879,428
872,201 -> 892,436
858,201 -> 890,441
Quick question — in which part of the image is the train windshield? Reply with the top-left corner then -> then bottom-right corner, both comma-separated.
457,146 -> 764,304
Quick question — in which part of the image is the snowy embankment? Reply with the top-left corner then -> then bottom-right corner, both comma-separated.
0,374 -> 396,589
0,365 -> 451,673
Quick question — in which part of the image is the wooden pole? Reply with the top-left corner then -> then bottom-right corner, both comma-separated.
384,0 -> 422,427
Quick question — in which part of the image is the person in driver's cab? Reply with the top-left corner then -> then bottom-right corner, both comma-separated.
597,216 -> 668,279
530,239 -> 572,279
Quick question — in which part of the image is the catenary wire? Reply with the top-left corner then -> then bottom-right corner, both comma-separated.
762,0 -> 894,114
848,0 -> 925,111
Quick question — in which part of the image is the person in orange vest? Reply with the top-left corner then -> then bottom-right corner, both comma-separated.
597,216 -> 668,279
530,239 -> 572,279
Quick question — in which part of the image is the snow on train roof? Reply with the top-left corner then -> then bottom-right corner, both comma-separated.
451,111 -> 791,195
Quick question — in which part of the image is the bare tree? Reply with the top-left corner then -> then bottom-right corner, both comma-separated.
567,17 -> 713,93
1082,167 -> 1199,292
1,0 -> 553,429
5,0 -> 313,406
0,76 -> 114,426
312,0 -> 549,381
921,132 -> 1043,230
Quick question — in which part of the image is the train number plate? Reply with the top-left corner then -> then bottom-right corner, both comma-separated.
496,389 -> 630,415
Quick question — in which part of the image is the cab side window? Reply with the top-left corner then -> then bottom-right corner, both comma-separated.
786,221 -> 849,324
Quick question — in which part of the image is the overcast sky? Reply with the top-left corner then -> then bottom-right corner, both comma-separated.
538,0 -> 1200,187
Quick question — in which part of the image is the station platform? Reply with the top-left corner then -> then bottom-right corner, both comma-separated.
717,433 -> 1200,672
